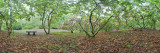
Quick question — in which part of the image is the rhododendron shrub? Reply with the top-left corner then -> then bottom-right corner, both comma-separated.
61,17 -> 78,33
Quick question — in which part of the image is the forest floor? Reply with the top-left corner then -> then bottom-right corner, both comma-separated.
0,29 -> 160,53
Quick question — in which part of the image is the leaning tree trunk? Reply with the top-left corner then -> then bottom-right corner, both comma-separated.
42,4 -> 48,34
42,19 -> 48,34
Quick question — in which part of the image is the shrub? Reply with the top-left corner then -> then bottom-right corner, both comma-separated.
13,24 -> 22,30
23,25 -> 35,29
52,26 -> 58,29
39,25 -> 43,29
61,17 -> 77,33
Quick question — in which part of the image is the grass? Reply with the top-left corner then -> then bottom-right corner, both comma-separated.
50,30 -> 83,36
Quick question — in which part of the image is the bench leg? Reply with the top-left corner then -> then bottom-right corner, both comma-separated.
33,32 -> 36,35
28,32 -> 30,35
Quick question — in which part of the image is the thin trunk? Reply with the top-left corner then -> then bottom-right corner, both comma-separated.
79,21 -> 90,37
71,30 -> 73,33
8,1 -> 13,35
42,22 -> 47,34
94,15 -> 113,37
153,19 -> 156,30
78,5 -> 91,37
125,19 -> 128,25
0,22 -> 2,31
89,0 -> 98,35
142,16 -> 145,29
48,20 -> 51,34
47,10 -> 54,35
118,17 -> 121,30
42,4 -> 48,34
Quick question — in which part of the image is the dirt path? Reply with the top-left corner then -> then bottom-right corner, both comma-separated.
13,29 -> 67,35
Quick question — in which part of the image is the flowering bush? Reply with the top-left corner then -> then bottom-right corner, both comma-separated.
61,17 -> 78,33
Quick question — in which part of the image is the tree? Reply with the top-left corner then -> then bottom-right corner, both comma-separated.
0,0 -> 29,35
0,0 -> 14,35
26,0 -> 68,35
75,0 -> 118,37
147,0 -> 160,30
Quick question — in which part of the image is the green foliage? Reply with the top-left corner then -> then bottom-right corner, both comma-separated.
9,35 -> 16,39
1,50 -> 6,53
23,25 -> 36,29
13,24 -> 22,30
127,45 -> 132,48
51,31 -> 71,35
39,46 -> 44,49
39,24 -> 59,29
140,44 -> 143,47
51,26 -> 58,29
39,25 -> 43,29
56,44 -> 61,50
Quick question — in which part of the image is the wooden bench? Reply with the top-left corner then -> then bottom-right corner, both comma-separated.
26,31 -> 37,35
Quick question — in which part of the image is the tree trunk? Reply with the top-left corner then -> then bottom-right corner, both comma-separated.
8,2 -> 13,36
71,30 -> 73,33
0,22 -> 2,31
42,22 -> 48,34
48,21 -> 51,35
125,19 -> 128,25
118,17 -> 121,30
142,17 -> 145,29
153,19 -> 156,30
42,4 -> 48,34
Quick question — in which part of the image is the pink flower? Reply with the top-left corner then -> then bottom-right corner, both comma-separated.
98,21 -> 102,26
61,26 -> 66,28
61,26 -> 64,27
63,24 -> 66,26
113,29 -> 116,31
91,19 -> 96,22
84,22 -> 86,25
69,18 -> 75,21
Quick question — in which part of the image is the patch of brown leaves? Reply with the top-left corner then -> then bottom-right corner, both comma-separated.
0,29 -> 160,53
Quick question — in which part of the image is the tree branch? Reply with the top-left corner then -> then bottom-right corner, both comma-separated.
78,6 -> 90,36
94,15 -> 113,36
89,0 -> 98,35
